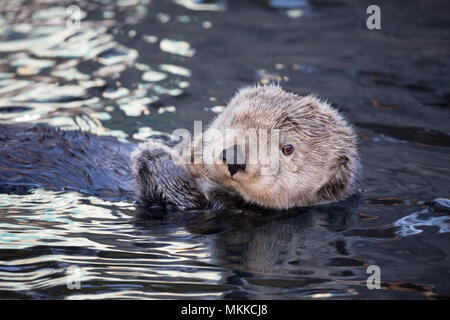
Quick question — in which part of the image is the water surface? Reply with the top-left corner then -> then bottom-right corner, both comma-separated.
0,0 -> 449,299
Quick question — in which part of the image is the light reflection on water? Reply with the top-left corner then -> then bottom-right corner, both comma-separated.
0,0 -> 449,299
0,189 -> 227,299
0,0 -> 197,142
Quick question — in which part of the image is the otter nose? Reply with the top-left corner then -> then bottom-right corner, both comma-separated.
220,145 -> 246,176
227,163 -> 246,176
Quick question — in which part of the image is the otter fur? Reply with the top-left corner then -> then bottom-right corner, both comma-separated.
132,85 -> 360,210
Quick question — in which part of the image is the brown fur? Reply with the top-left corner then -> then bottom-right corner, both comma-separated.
132,84 -> 360,210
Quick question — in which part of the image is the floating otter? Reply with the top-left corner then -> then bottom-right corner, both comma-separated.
132,85 -> 360,210
0,124 -> 135,200
0,85 -> 359,211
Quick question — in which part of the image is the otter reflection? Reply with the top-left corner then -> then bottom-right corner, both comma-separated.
135,197 -> 363,280
1,122 -> 362,279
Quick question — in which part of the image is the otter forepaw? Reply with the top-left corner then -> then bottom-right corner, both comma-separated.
131,142 -> 206,209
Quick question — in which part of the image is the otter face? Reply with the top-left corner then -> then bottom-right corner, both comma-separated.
190,85 -> 359,210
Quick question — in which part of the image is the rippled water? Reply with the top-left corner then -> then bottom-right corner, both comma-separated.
0,0 -> 449,299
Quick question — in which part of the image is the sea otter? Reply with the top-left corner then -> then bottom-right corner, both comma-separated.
132,85 -> 360,210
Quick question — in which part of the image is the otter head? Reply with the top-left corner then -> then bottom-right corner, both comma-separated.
189,85 -> 360,210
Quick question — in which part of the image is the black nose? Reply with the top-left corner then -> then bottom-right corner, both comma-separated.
221,145 -> 246,176
227,163 -> 246,176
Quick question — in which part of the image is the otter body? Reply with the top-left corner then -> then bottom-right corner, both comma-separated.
0,85 -> 359,211
132,85 -> 360,210
0,124 -> 135,200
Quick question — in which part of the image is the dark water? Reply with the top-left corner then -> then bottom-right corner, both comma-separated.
0,0 -> 449,299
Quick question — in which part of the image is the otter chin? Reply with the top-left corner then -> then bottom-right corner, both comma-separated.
132,84 -> 360,210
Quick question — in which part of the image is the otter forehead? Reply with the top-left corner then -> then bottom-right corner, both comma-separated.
228,86 -> 297,129
223,85 -> 349,140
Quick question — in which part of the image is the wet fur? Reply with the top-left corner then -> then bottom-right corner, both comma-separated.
132,85 -> 360,210
0,85 -> 360,210
0,124 -> 134,200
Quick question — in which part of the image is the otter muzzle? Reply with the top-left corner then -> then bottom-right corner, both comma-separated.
221,145 -> 246,176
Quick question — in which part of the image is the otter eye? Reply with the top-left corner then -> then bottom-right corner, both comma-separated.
282,144 -> 294,156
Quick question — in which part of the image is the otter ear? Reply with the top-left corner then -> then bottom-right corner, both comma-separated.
336,155 -> 349,167
316,155 -> 351,202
